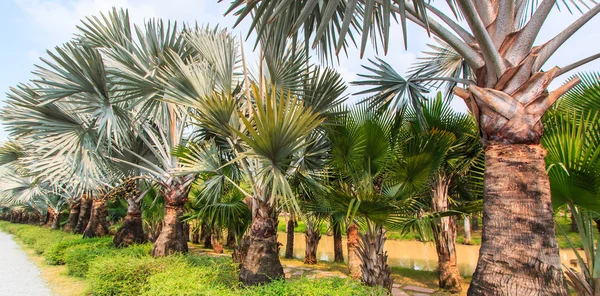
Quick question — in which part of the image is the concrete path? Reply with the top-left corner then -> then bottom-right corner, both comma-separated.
0,231 -> 51,296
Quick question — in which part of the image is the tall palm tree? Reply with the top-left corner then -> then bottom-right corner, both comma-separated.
226,1 -> 600,293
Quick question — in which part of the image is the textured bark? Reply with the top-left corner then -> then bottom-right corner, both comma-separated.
183,222 -> 190,242
212,227 -> 224,253
333,222 -> 344,263
285,219 -> 295,259
201,223 -> 213,249
147,223 -> 162,243
152,205 -> 187,256
463,216 -> 473,245
468,144 -> 568,295
347,223 -> 362,279
152,181 -> 191,257
83,199 -> 109,238
432,174 -> 462,293
233,235 -> 250,264
113,198 -> 146,248
64,201 -> 80,233
358,227 -> 392,292
239,199 -> 284,286
304,227 -> 321,265
75,196 -> 92,234
52,212 -> 61,230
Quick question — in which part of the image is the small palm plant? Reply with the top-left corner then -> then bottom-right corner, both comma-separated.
543,73 -> 600,295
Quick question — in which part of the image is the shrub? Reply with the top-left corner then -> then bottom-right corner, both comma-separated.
45,236 -> 111,265
87,256 -> 176,296
64,240 -> 152,277
242,278 -> 387,296
141,264 -> 233,296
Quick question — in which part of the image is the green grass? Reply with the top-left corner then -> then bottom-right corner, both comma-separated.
0,222 -> 385,296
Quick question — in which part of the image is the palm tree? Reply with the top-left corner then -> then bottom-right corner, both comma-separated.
541,73 -> 600,294
399,94 -> 482,292
225,1 -> 600,293
322,106 -> 433,290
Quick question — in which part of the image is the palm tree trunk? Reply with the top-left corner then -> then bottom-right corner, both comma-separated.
347,223 -> 361,279
358,226 -> 392,291
333,221 -> 344,263
432,174 -> 462,293
64,200 -> 80,232
212,227 -> 224,253
152,185 -> 188,257
83,198 -> 109,238
463,215 -> 472,245
183,222 -> 190,242
201,223 -> 213,249
75,195 -> 92,234
468,144 -> 567,295
239,198 -> 283,286
50,208 -> 61,230
113,197 -> 146,248
304,226 -> 321,264
285,218 -> 294,259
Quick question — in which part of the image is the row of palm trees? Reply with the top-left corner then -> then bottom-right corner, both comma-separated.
0,0 -> 599,294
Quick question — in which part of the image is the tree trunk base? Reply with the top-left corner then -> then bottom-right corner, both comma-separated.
468,144 -> 568,295
347,224 -> 361,279
239,236 -> 284,285
75,197 -> 92,234
152,205 -> 188,257
239,203 -> 283,286
113,213 -> 146,248
64,201 -> 80,233
83,199 -> 109,238
304,229 -> 320,265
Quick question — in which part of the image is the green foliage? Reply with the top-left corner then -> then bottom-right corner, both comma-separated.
242,278 -> 387,296
65,242 -> 152,277
88,256 -> 167,296
45,237 -> 111,265
0,222 -> 385,296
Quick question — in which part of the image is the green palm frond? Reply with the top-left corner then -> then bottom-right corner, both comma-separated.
543,110 -> 600,211
33,42 -> 132,147
237,85 -> 324,204
556,72 -> 600,115
409,41 -> 474,100
302,66 -> 348,119
353,57 -> 428,112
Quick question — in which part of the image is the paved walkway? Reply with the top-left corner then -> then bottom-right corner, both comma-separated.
0,231 -> 51,296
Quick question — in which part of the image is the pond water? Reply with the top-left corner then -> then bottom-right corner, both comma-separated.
277,232 -> 581,276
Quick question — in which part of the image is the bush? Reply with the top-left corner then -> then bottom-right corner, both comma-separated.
1,222 -> 386,296
241,278 -> 387,296
88,256 -> 177,296
45,236 -> 111,265
64,241 -> 151,277
142,256 -> 238,296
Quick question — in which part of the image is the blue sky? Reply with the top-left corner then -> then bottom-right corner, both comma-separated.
1,0 -> 599,142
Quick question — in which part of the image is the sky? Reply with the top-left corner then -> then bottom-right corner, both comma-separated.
0,0 -> 599,142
